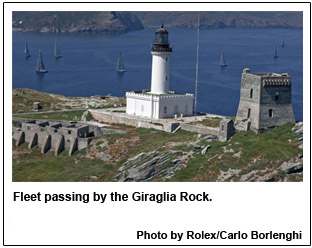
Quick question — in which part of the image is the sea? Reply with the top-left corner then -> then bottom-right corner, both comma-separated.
12,28 -> 303,121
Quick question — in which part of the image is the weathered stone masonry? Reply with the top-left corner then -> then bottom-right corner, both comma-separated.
235,68 -> 295,132
13,120 -> 92,156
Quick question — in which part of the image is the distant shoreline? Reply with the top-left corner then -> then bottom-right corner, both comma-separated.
12,26 -> 303,34
12,11 -> 302,34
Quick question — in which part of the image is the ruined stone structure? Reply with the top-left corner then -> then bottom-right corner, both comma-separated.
126,25 -> 194,119
13,120 -> 92,156
235,68 -> 295,132
219,119 -> 235,142
32,102 -> 40,111
90,108 -> 235,141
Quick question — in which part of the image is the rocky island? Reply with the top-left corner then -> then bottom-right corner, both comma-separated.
12,11 -> 302,34
135,11 -> 303,29
12,89 -> 303,182
12,11 -> 144,33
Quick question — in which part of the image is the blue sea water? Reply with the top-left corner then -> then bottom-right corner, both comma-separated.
12,28 -> 303,121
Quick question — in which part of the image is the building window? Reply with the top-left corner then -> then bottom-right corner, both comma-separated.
165,76 -> 168,80
164,106 -> 167,114
27,127 -> 30,130
250,89 -> 253,98
221,125 -> 224,131
247,108 -> 251,118
166,57 -> 168,62
68,130 -> 71,134
275,92 -> 279,101
174,105 -> 178,114
269,109 -> 273,118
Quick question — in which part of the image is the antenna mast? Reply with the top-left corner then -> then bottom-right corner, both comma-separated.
194,13 -> 200,116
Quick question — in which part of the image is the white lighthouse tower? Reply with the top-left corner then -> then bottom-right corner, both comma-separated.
150,25 -> 172,94
126,25 -> 193,119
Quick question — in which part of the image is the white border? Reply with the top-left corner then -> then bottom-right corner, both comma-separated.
3,2 -> 311,246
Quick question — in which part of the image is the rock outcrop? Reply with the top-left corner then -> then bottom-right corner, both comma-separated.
115,150 -> 194,182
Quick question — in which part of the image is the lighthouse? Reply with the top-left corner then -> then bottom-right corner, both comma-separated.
150,25 -> 172,94
126,25 -> 194,119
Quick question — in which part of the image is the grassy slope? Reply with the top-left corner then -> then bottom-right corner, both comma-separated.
13,88 -> 65,113
14,110 -> 86,121
13,146 -> 117,182
12,126 -> 197,182
12,88 -> 126,114
13,122 -> 301,182
169,122 -> 301,182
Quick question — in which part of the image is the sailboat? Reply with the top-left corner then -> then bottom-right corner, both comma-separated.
36,49 -> 48,73
24,41 -> 31,58
281,38 -> 285,47
274,46 -> 279,59
116,52 -> 126,72
54,39 -> 62,58
220,51 -> 227,67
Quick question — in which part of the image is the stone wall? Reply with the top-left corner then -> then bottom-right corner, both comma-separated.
180,123 -> 219,135
219,119 -> 235,142
259,85 -> 295,129
78,138 -> 91,150
235,71 -> 261,130
90,109 -> 234,141
90,109 -> 175,132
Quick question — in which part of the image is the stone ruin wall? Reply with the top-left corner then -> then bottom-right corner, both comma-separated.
235,72 -> 261,130
259,84 -> 295,129
13,121 -> 92,156
90,109 -> 234,141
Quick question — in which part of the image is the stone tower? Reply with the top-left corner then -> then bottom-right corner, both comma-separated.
150,25 -> 172,94
235,68 -> 295,132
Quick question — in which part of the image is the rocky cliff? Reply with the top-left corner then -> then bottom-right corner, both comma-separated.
135,11 -> 303,29
12,11 -> 144,33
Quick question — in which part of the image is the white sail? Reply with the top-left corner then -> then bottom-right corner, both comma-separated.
274,46 -> 279,58
36,49 -> 48,73
281,38 -> 285,47
220,51 -> 227,67
54,39 -> 62,58
116,52 -> 126,72
25,41 -> 31,58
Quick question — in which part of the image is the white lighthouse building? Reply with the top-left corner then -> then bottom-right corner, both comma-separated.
126,25 -> 194,119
